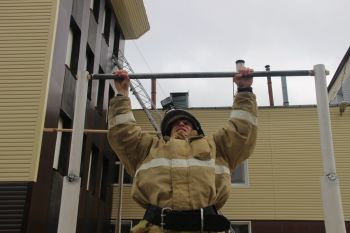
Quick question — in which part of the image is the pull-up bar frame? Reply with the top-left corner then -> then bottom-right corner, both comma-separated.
58,65 -> 345,233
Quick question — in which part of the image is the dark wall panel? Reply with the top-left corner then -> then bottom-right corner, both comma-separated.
251,220 -> 329,233
45,172 -> 64,233
0,182 -> 32,233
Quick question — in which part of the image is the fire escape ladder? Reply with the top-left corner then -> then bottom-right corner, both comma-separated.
112,52 -> 163,136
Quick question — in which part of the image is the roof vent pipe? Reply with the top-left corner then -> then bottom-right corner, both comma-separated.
234,60 -> 246,99
281,75 -> 289,106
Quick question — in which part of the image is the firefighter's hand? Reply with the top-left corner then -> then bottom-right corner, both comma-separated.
233,67 -> 254,88
112,69 -> 130,96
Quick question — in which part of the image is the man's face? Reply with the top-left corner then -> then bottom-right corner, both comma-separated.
170,119 -> 193,138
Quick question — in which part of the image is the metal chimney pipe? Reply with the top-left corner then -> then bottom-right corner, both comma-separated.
265,65 -> 274,107
281,75 -> 289,106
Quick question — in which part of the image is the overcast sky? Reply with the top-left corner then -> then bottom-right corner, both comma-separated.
123,0 -> 350,108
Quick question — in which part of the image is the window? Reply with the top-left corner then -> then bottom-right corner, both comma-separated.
113,24 -> 121,55
79,135 -> 87,187
230,221 -> 251,233
108,220 -> 133,233
65,19 -> 81,76
85,46 -> 94,100
102,3 -> 111,44
231,160 -> 249,186
100,155 -> 109,200
57,112 -> 72,176
96,67 -> 105,112
121,221 -> 133,233
107,85 -> 115,122
114,161 -> 133,185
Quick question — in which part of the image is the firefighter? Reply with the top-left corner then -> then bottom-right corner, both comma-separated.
108,68 -> 257,233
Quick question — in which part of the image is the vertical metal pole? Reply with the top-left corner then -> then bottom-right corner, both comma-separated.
313,64 -> 346,233
115,164 -> 125,233
57,71 -> 89,233
281,76 -> 289,106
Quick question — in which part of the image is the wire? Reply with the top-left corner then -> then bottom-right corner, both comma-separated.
132,41 -> 167,97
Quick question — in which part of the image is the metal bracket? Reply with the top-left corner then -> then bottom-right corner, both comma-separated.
325,172 -> 338,183
66,173 -> 79,183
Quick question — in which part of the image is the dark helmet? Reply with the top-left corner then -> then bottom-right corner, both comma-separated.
161,109 -> 204,137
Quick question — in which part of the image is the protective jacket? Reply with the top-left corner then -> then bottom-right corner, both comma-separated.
107,92 -> 257,212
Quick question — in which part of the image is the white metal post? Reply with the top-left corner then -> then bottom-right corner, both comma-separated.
313,64 -> 347,233
57,71 -> 89,233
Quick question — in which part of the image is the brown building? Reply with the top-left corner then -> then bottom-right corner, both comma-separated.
0,0 -> 149,233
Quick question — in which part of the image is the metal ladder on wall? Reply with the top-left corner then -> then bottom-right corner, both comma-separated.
112,51 -> 163,136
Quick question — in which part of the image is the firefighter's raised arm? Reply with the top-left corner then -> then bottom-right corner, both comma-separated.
233,67 -> 254,89
112,69 -> 130,96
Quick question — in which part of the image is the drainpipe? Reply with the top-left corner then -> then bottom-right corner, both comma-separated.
265,65 -> 274,107
151,78 -> 156,109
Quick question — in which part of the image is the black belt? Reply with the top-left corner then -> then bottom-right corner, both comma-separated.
143,204 -> 231,232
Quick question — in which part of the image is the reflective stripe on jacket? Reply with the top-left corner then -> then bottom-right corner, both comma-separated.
107,92 -> 257,210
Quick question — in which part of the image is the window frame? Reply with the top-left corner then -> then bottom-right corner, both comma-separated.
109,220 -> 133,233
231,160 -> 249,187
230,221 -> 252,233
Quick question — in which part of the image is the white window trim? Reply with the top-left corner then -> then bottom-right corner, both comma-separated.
231,160 -> 250,187
53,118 -> 63,169
112,161 -> 132,186
65,28 -> 73,67
86,151 -> 93,191
230,221 -> 252,233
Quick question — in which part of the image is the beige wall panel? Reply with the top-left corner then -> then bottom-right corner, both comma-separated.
0,0 -> 58,181
111,186 -> 144,219
113,106 -> 350,221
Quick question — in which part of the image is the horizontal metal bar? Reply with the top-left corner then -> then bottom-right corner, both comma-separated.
43,128 -> 157,134
91,69 -> 329,80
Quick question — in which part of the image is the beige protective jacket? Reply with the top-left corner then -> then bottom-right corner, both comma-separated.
108,92 -> 257,211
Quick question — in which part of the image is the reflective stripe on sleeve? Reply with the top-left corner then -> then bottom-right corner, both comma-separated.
135,158 -> 230,176
108,112 -> 136,129
215,164 -> 230,175
230,109 -> 257,126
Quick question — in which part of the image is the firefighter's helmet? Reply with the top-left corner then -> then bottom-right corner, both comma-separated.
161,109 -> 204,137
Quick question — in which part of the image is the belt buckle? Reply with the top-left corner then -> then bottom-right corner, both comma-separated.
160,207 -> 172,231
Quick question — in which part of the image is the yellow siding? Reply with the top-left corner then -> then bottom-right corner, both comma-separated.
0,1 -> 58,181
111,0 -> 150,39
112,106 -> 350,221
